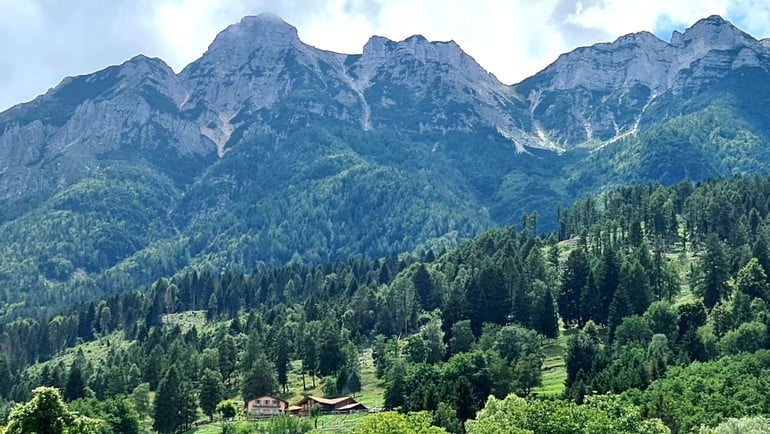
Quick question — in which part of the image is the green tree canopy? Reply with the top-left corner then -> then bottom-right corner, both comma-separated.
353,411 -> 448,434
4,387 -> 103,434
199,368 -> 224,420
735,258 -> 770,302
466,394 -> 669,434
152,366 -> 196,434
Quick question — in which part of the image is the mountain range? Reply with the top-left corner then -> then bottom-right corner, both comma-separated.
1,13 -> 770,319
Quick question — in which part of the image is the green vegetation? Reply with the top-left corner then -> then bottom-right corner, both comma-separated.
466,394 -> 670,434
352,412 -> 446,434
4,76 -> 770,327
531,331 -> 570,397
3,175 -> 770,433
624,350 -> 770,433
6,17 -> 770,434
3,387 -> 105,434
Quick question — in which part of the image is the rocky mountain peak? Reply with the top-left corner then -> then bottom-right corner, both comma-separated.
358,34 -> 498,88
184,12 -> 301,76
516,14 -> 770,149
614,31 -> 665,47
362,34 -> 472,66
526,14 -> 758,95
361,35 -> 397,60
178,12 -> 315,125
211,12 -> 299,48
521,29 -> 669,94
672,14 -> 756,50
119,55 -> 175,80
665,15 -> 764,94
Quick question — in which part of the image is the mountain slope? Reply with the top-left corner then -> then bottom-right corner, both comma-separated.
1,13 -> 770,319
517,15 -> 770,149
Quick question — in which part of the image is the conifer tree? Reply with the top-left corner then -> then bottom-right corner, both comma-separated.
412,264 -> 437,310
218,334 -> 237,385
597,245 -> 621,323
697,235 -> 730,308
580,269 -> 603,325
317,316 -> 345,377
153,365 -> 196,434
199,369 -> 224,421
274,325 -> 291,393
64,363 -> 87,402
560,247 -> 589,326
537,288 -> 560,339
565,329 -> 598,396
242,352 -> 278,401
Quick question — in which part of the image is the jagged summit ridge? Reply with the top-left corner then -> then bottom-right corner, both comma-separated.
181,12 -> 303,79
515,14 -> 770,147
525,30 -> 670,93
524,14 -> 765,96
349,32 -> 516,138
359,34 -> 497,85
668,14 -> 760,74
0,13 -> 767,210
175,15 -> 519,150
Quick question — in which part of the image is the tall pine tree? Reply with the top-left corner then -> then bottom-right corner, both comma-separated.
697,235 -> 730,308
559,247 -> 589,327
153,365 -> 196,434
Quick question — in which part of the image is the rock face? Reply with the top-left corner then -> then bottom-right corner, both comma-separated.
517,15 -> 770,147
178,14 -> 528,152
0,13 -> 768,217
178,14 -> 357,154
349,34 -> 523,137
0,12 -> 531,214
0,55 -> 215,214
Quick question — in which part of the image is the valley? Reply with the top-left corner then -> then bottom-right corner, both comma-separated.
2,12 -> 770,434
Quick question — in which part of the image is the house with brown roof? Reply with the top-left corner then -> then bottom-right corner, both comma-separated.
290,395 -> 367,415
244,395 -> 289,417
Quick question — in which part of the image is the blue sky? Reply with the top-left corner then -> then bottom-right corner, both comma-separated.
0,0 -> 767,111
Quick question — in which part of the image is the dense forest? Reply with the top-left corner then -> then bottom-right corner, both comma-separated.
3,175 -> 770,432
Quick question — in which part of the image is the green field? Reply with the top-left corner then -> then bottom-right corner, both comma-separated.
184,412 -> 369,434
311,413 -> 369,433
532,330 -> 572,397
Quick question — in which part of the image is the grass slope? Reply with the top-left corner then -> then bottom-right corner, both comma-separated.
185,344 -> 383,434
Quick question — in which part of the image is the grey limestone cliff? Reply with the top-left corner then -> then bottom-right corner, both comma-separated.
517,15 -> 770,147
0,13 -> 767,217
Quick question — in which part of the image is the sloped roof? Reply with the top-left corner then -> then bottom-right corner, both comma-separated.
297,395 -> 350,406
337,402 -> 367,411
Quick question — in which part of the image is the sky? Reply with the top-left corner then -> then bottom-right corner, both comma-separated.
1,0 -> 769,111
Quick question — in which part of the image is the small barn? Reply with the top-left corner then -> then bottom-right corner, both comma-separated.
290,395 -> 368,415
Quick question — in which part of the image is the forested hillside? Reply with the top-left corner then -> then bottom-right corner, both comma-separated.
2,175 -> 770,432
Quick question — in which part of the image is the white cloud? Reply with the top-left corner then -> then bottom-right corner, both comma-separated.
0,0 -> 767,111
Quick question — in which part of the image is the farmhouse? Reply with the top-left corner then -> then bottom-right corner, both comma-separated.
244,395 -> 289,416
